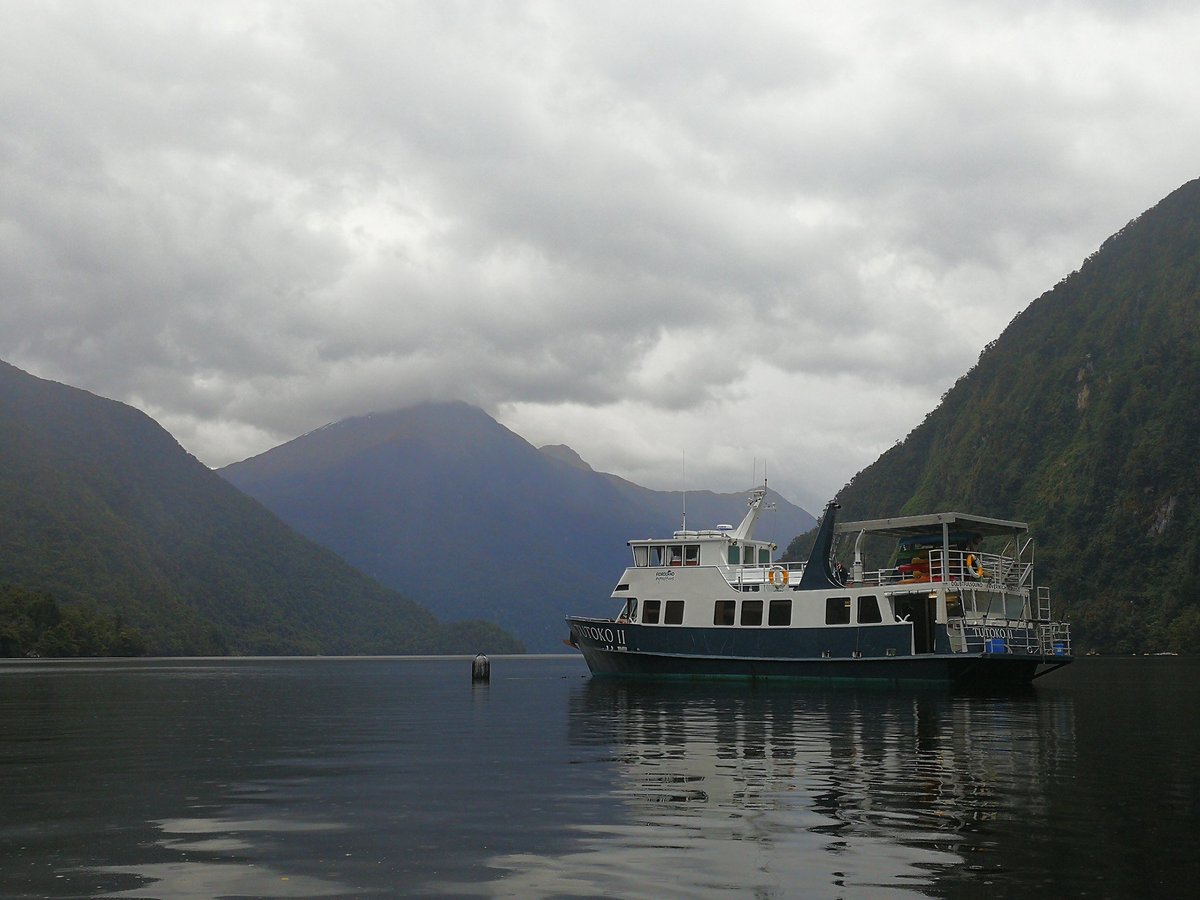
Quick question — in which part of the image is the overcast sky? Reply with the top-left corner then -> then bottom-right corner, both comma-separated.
3,1 -> 1197,511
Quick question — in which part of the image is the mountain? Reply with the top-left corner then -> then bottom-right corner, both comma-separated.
784,178 -> 1200,654
221,403 -> 815,650
0,360 -> 522,655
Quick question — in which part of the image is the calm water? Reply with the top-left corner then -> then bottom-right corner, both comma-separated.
1,655 -> 1198,899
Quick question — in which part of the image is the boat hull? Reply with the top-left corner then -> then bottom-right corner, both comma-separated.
567,617 -> 1070,685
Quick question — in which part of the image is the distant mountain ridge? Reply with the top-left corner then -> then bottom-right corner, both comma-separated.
0,360 -> 522,655
786,178 -> 1200,654
221,403 -> 815,650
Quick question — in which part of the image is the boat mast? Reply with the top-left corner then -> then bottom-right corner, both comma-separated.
729,481 -> 769,543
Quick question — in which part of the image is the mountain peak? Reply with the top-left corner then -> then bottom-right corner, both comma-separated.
222,403 -> 815,649
224,401 -> 511,481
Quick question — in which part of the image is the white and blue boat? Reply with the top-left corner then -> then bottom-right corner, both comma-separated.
566,486 -> 1072,684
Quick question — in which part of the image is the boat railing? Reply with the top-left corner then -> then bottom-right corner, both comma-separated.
955,615 -> 1072,656
728,561 -> 807,588
984,619 -> 1041,657
856,566 -> 905,586
1039,622 -> 1072,656
928,550 -> 1023,588
960,621 -> 1071,657
857,550 -> 1020,588
1018,561 -> 1034,588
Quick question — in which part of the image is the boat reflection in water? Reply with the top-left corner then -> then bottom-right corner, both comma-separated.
485,679 -> 1076,898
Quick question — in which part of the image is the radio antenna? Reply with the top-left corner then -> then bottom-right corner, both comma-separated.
681,450 -> 687,532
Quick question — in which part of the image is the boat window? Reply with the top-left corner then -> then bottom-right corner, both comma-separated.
649,545 -> 665,567
666,545 -> 684,566
758,547 -> 771,565
826,597 -> 851,625
632,545 -> 649,567
713,600 -> 736,626
728,545 -> 740,565
741,599 -> 763,626
768,598 -> 791,626
857,595 -> 882,624
642,600 -> 661,624
946,593 -> 963,617
685,545 -> 700,566
664,600 -> 685,625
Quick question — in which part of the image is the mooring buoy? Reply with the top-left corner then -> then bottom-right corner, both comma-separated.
471,653 -> 490,683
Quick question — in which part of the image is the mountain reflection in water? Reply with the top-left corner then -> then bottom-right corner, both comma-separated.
2,657 -> 1197,899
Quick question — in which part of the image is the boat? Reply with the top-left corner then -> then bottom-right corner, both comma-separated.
566,486 -> 1073,684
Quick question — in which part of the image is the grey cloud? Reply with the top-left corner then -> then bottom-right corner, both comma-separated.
2,1 -> 1199,496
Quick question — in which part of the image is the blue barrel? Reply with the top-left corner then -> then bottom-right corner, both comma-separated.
985,638 -> 1007,654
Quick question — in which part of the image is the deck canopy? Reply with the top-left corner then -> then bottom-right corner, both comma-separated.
835,512 -> 1027,539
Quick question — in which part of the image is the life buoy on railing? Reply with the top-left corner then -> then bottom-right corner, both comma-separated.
965,553 -> 984,579
768,566 -> 789,586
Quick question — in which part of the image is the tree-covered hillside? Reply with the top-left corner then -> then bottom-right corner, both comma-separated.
785,178 -> 1200,654
0,360 -> 522,655
0,584 -> 148,658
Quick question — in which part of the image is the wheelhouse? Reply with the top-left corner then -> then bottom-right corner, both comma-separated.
628,533 -> 775,569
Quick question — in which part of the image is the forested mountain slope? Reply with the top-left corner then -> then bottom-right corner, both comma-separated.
785,178 -> 1200,653
0,361 -> 521,655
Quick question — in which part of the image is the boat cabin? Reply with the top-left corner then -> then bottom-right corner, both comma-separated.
628,532 -> 775,569
626,483 -> 781,576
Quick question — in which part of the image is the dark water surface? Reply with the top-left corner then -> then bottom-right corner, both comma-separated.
1,655 -> 1198,898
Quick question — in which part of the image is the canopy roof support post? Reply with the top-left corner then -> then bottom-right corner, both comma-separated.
852,529 -> 866,583
942,521 -> 950,581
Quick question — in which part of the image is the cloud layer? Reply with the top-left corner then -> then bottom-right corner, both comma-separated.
3,1 -> 1198,509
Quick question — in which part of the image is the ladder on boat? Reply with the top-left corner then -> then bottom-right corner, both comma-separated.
1036,585 -> 1051,622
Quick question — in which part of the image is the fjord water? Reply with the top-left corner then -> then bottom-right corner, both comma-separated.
2,656 -> 1197,898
